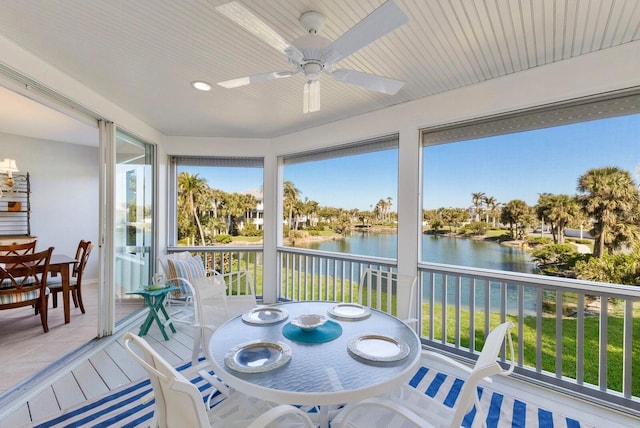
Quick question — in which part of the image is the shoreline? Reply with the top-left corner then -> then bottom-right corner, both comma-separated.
236,229 -> 532,247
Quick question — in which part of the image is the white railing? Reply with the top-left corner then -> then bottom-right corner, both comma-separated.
278,246 -> 397,303
418,262 -> 640,416
167,246 -> 264,294
169,246 -> 640,415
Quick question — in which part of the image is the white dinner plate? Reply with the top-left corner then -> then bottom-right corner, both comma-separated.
347,334 -> 410,362
242,307 -> 289,325
224,340 -> 292,373
328,303 -> 371,320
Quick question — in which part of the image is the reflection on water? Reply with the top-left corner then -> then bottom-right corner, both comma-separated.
296,232 -> 539,315
298,232 -> 536,274
422,235 -> 537,273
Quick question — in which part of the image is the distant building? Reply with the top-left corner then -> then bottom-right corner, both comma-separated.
245,189 -> 263,230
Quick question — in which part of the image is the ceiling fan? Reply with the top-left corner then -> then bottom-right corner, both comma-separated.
216,0 -> 408,113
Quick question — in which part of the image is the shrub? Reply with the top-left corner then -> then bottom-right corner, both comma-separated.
240,223 -> 262,237
575,251 -> 640,285
215,234 -> 232,244
527,236 -> 552,246
531,244 -> 576,267
467,221 -> 488,235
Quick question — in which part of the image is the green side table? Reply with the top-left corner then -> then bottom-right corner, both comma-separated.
127,285 -> 181,340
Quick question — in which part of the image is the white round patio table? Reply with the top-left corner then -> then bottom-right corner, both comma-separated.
208,300 -> 421,428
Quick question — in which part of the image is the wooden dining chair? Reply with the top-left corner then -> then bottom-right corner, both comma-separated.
0,240 -> 37,256
50,240 -> 93,314
0,247 -> 53,333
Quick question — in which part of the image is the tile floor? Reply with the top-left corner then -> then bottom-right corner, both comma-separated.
0,282 -> 144,395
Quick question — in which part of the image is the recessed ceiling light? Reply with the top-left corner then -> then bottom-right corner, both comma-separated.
191,81 -> 212,91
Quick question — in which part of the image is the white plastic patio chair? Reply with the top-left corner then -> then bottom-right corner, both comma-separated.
222,269 -> 258,319
172,268 -> 257,364
123,332 -> 315,428
332,321 -> 515,428
178,270 -> 263,414
359,268 -> 418,328
172,275 -> 228,368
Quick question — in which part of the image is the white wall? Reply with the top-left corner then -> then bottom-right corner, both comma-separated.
0,132 -> 100,280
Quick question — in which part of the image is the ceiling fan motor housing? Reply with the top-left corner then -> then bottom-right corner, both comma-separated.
299,11 -> 325,34
290,34 -> 332,77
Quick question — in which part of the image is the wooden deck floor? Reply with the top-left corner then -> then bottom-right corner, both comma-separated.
0,303 -> 192,427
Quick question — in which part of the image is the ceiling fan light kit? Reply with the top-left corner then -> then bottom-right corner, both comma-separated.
216,0 -> 408,113
303,80 -> 320,114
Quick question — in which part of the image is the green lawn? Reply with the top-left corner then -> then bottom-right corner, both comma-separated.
423,304 -> 640,397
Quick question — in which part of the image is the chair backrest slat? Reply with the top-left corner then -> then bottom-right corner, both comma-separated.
359,268 -> 417,324
123,332 -> 210,428
451,321 -> 515,427
73,240 -> 93,281
0,247 -> 52,293
0,240 -> 37,256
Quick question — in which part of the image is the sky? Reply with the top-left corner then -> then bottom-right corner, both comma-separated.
183,113 -> 639,212
423,114 -> 640,209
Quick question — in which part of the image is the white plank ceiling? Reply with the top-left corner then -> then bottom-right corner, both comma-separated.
0,0 -> 638,139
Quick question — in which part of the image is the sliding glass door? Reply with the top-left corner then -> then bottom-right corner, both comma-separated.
114,129 -> 155,323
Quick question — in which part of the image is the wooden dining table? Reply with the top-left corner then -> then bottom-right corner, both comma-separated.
48,254 -> 77,324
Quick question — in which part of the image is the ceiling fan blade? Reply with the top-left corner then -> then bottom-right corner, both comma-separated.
322,0 -> 408,66
303,80 -> 320,113
218,71 -> 296,89
216,2 -> 303,61
331,69 -> 404,95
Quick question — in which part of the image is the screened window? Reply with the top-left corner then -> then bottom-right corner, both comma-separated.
421,91 -> 640,283
169,156 -> 263,246
282,135 -> 399,258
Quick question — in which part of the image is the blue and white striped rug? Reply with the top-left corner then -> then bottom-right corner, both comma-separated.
408,366 -> 588,428
33,362 -> 587,428
31,361 -> 226,428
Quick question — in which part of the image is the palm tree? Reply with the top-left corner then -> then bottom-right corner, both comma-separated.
177,172 -> 208,245
483,196 -> 498,225
304,199 -> 319,227
501,199 -> 530,240
375,199 -> 386,222
220,192 -> 256,235
578,167 -> 640,258
440,207 -> 467,233
283,181 -> 301,230
386,196 -> 393,221
536,193 -> 579,244
240,193 -> 258,229
471,192 -> 485,222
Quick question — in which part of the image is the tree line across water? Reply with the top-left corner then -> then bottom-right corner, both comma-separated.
178,166 -> 640,285
177,173 -> 396,245
423,167 -> 640,285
